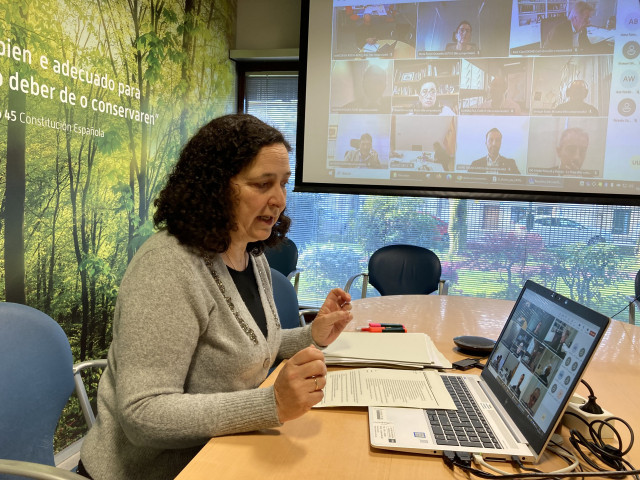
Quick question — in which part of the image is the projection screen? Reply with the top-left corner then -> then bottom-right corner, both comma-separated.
296,0 -> 640,205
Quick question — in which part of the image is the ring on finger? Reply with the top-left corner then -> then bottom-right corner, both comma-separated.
314,377 -> 319,391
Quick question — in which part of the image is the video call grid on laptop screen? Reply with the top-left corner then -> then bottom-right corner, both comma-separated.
480,281 -> 608,453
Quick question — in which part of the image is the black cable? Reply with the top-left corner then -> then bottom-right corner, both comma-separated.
566,412 -> 634,457
579,379 -> 604,414
565,412 -> 638,479
568,379 -> 637,479
440,381 -> 638,479
513,456 -> 543,473
446,453 -> 640,478
440,409 -> 640,479
610,294 -> 640,320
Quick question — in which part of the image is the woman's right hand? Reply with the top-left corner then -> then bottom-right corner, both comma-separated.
273,346 -> 327,423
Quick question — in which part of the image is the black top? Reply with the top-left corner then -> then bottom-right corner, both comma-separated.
227,263 -> 268,339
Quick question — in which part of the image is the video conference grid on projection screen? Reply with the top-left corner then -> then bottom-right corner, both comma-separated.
301,0 -> 640,198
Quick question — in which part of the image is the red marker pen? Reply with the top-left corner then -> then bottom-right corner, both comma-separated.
368,323 -> 405,328
358,326 -> 407,333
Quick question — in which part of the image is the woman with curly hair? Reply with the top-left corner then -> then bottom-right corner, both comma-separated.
79,114 -> 353,480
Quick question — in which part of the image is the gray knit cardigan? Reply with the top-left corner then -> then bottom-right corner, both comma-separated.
80,230 -> 315,480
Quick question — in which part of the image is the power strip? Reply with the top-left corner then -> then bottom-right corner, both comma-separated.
562,393 -> 616,439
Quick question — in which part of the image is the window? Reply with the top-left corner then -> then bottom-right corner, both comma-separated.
242,69 -> 639,321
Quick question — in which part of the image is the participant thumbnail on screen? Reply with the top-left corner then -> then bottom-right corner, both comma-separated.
330,59 -> 393,114
459,58 -> 532,115
415,0 -> 511,58
529,56 -> 611,116
390,115 -> 457,173
526,116 -> 608,177
455,115 -> 529,175
509,0 -> 617,56
327,113 -> 391,172
391,59 -> 460,115
331,3 -> 418,59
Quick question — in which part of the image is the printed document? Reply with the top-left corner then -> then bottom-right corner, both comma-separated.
314,368 -> 455,409
322,332 -> 452,369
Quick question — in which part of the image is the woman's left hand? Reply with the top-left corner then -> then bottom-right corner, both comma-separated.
311,288 -> 353,347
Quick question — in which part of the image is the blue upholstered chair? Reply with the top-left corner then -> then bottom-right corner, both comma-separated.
344,244 -> 448,298
0,302 -> 106,480
271,268 -> 311,328
269,268 -> 320,372
265,238 -> 301,293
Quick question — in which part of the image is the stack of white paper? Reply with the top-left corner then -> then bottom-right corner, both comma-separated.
315,368 -> 456,409
322,332 -> 452,369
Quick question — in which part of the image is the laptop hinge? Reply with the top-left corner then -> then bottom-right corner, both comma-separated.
477,380 -> 530,446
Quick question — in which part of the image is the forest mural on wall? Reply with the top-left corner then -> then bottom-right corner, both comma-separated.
0,0 -> 237,364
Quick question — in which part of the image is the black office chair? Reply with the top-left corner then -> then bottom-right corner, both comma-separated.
539,15 -> 565,48
629,270 -> 640,324
0,302 -> 106,480
344,244 -> 448,298
265,238 -> 301,293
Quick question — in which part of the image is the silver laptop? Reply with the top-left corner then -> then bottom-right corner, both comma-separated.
369,280 -> 610,463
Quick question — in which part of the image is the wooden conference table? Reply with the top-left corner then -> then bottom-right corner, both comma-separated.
176,295 -> 640,480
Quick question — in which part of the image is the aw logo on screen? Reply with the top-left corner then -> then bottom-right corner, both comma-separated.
619,70 -> 639,88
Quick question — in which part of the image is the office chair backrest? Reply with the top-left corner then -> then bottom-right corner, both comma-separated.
368,244 -> 442,296
265,238 -> 299,278
635,270 -> 640,300
539,15 -> 565,47
0,302 -> 75,469
270,268 -> 302,329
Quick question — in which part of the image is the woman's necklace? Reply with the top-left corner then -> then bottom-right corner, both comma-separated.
224,251 -> 246,271
202,252 -> 280,346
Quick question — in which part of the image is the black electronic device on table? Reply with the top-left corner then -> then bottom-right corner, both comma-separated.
453,335 -> 496,356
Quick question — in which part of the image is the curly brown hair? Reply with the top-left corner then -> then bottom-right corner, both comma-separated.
153,113 -> 292,255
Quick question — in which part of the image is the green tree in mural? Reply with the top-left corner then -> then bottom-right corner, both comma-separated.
0,0 -> 236,450
180,0 -> 196,144
0,0 -> 235,359
3,3 -> 29,304
99,0 -> 158,260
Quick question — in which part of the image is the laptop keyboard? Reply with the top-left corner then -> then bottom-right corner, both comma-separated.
426,376 -> 502,449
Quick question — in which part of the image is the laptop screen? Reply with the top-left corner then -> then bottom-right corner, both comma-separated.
481,280 -> 610,455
